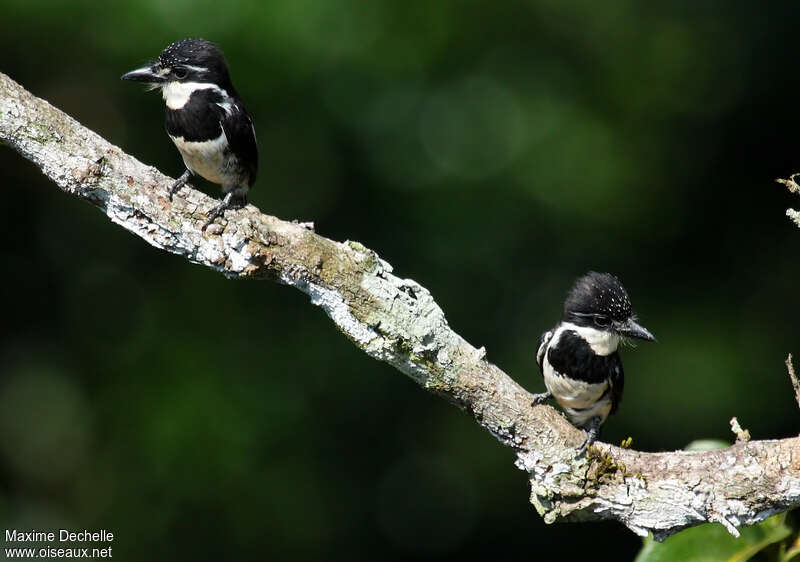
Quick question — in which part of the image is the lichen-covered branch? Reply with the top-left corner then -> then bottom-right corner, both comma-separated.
3,71 -> 799,541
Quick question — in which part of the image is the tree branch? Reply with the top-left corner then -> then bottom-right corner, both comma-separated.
4,71 -> 799,541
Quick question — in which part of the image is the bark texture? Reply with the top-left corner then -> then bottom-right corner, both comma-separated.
3,71 -> 800,540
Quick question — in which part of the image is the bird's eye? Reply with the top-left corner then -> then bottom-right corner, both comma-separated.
594,315 -> 611,327
173,67 -> 188,79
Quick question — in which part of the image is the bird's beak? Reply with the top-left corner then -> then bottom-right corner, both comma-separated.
121,64 -> 166,84
617,319 -> 656,342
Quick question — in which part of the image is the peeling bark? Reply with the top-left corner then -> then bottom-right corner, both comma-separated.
3,71 -> 800,540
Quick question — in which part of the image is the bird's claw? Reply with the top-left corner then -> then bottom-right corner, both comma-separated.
201,198 -> 231,231
169,170 -> 191,201
576,438 -> 591,457
201,208 -> 222,231
576,416 -> 602,457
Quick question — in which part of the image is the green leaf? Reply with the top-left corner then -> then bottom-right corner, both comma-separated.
778,509 -> 800,561
782,539 -> 800,562
635,514 -> 792,562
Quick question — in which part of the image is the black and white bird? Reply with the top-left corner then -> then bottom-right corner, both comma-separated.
533,272 -> 655,452
121,38 -> 257,230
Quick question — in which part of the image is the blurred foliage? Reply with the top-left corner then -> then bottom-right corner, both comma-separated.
635,512 -> 800,562
2,0 -> 800,559
684,439 -> 730,452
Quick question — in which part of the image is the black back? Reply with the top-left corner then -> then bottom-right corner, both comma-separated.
221,105 -> 258,186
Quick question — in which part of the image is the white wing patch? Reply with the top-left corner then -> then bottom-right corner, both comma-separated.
216,101 -> 235,116
536,330 -> 552,370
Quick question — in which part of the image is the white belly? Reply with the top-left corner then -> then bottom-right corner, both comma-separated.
543,359 -> 612,427
170,133 -> 230,185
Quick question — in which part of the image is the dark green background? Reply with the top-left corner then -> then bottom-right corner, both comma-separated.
2,0 -> 799,559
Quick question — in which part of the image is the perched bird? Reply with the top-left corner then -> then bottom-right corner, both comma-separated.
533,272 -> 655,452
121,38 -> 258,230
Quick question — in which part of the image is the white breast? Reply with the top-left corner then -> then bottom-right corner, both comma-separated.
543,370 -> 611,426
170,132 -> 230,185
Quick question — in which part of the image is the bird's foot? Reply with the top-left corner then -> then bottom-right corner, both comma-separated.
202,198 -> 230,231
169,170 -> 192,201
202,192 -> 246,231
531,391 -> 552,406
576,416 -> 603,456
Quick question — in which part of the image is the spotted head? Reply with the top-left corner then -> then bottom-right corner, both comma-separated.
562,272 -> 655,341
121,38 -> 235,94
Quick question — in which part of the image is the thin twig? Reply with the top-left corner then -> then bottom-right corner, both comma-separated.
730,417 -> 751,442
776,174 -> 800,194
776,176 -> 800,227
786,354 -> 800,410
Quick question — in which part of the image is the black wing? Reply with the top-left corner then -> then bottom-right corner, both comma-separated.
536,330 -> 553,375
608,354 -> 624,415
221,100 -> 258,187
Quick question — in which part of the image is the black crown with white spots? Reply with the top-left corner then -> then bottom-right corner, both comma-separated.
563,272 -> 633,326
158,39 -> 235,93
